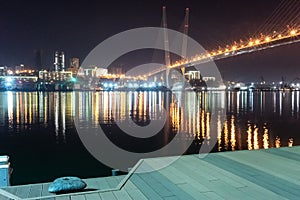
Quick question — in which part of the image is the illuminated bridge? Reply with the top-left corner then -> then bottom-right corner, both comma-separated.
141,1 -> 300,87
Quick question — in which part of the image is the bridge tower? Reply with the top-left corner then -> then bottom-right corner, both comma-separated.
162,6 -> 171,88
181,8 -> 189,75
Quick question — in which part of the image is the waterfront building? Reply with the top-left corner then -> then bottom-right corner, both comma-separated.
67,58 -> 79,75
0,66 -> 7,76
39,70 -> 73,82
15,64 -> 25,72
54,51 -> 65,72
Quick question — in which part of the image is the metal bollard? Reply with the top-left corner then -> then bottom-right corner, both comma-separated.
0,156 -> 11,187
111,169 -> 119,176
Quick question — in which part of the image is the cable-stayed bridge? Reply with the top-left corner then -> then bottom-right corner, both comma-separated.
143,1 -> 300,87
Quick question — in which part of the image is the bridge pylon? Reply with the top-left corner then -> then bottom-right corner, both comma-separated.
181,8 -> 189,76
162,6 -> 171,88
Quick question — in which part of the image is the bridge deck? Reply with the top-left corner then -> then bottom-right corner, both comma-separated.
1,146 -> 300,200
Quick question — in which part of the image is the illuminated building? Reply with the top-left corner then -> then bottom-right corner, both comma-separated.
77,66 -> 108,78
15,64 -> 25,72
202,77 -> 216,82
67,58 -> 79,75
184,71 -> 201,80
0,66 -> 7,76
39,70 -> 73,82
54,51 -> 65,72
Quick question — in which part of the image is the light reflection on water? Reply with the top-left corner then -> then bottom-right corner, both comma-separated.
1,91 -> 299,149
0,90 -> 300,184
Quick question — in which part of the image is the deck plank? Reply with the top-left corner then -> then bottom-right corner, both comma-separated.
55,195 -> 71,200
70,194 -> 86,200
99,191 -> 117,200
130,174 -> 164,199
2,147 -> 300,200
84,193 -> 101,200
203,153 -> 299,199
28,184 -> 43,198
15,184 -> 31,198
113,190 -> 133,200
125,189 -> 148,200
220,150 -> 300,184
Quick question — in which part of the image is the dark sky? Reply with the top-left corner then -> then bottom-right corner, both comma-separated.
0,0 -> 299,82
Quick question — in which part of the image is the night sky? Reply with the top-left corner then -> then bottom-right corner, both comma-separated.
0,0 -> 299,82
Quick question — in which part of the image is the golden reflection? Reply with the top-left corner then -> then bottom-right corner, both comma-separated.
230,116 -> 236,151
29,93 -> 32,124
275,136 -> 281,148
94,92 -> 99,124
263,125 -> 269,149
224,120 -> 229,150
253,125 -> 259,150
2,91 -> 299,152
138,92 -> 143,121
206,113 -> 210,141
288,138 -> 293,147
201,110 -> 205,138
16,92 -> 20,124
217,112 -> 222,151
247,123 -> 253,150
24,92 -> 28,124
103,92 -> 109,122
120,92 -> 126,121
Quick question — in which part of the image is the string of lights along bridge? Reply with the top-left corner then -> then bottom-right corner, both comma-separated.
146,0 -> 300,78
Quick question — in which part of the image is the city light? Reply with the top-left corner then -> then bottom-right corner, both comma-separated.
290,30 -> 296,35
5,77 -> 13,83
265,37 -> 271,42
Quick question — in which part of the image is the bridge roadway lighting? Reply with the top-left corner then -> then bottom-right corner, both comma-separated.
265,37 -> 271,42
290,30 -> 296,35
255,39 -> 260,45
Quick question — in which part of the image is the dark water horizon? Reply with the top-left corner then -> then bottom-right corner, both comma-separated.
0,90 -> 299,185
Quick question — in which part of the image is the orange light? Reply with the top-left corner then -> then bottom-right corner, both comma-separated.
265,37 -> 271,42
248,41 -> 254,46
218,50 -> 222,54
290,30 -> 296,35
232,46 -> 237,51
255,39 -> 260,44
278,34 -> 282,38
225,48 -> 229,52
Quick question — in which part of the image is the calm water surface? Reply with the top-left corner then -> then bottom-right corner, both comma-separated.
0,90 -> 299,185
